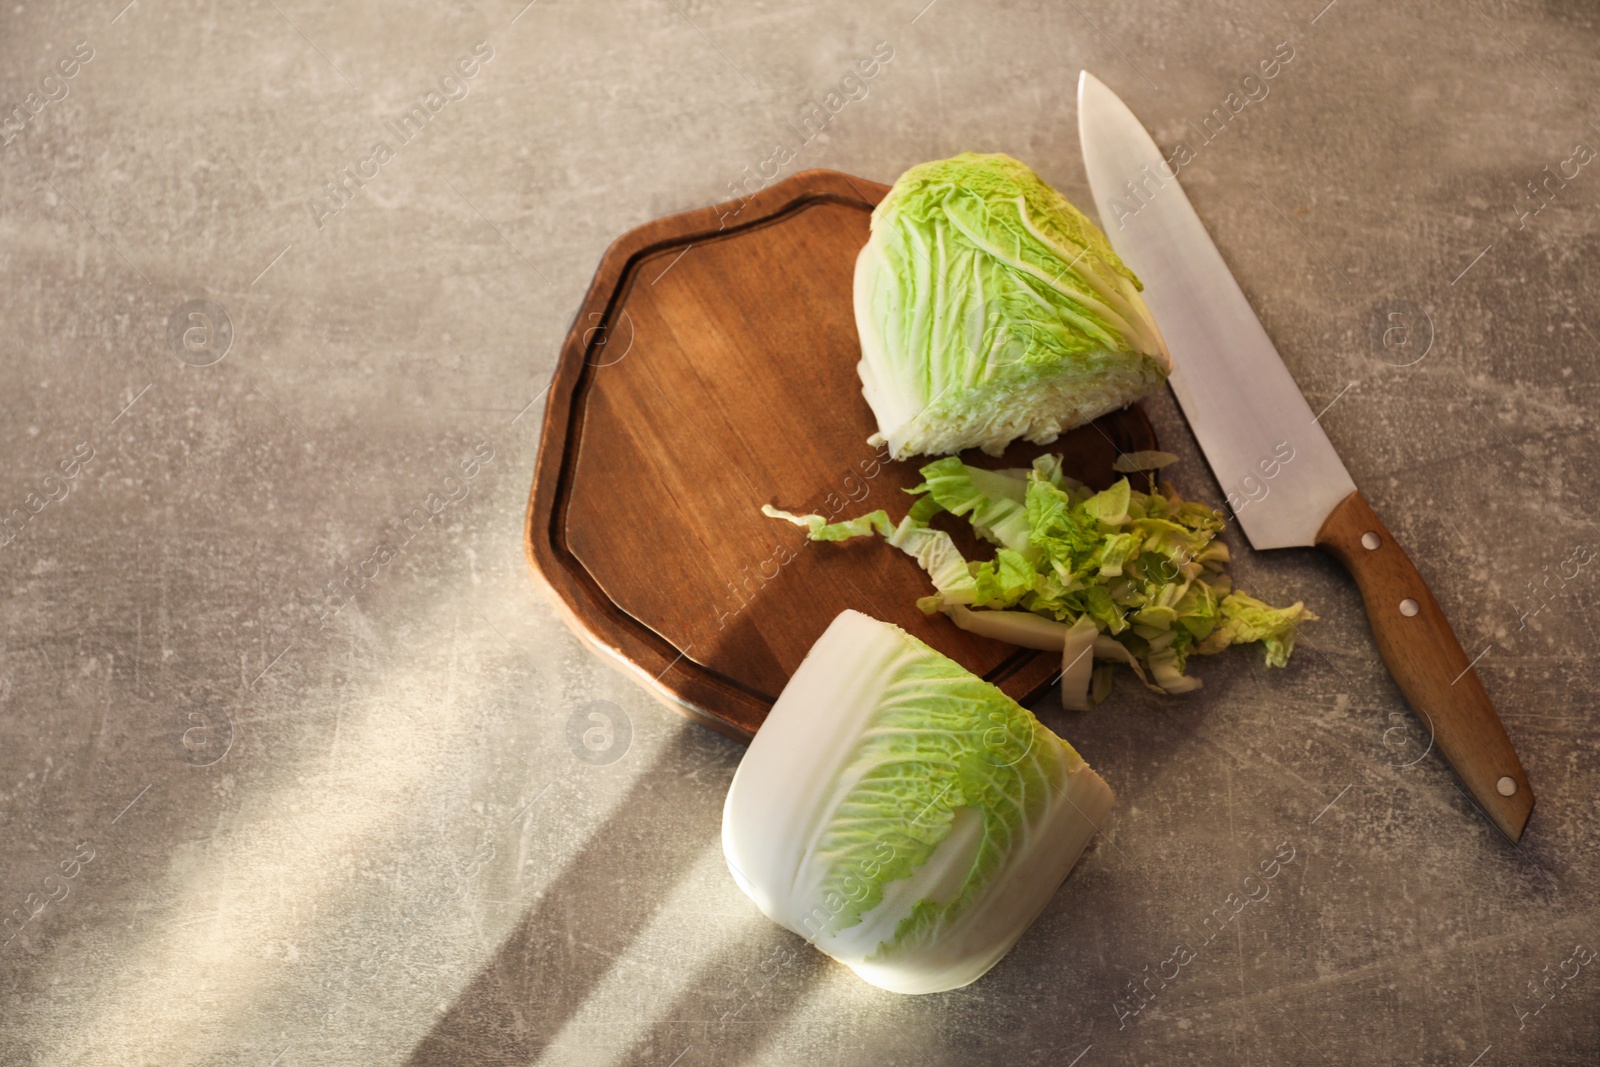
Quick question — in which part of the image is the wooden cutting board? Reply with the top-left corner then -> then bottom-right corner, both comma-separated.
524,169 -> 1157,741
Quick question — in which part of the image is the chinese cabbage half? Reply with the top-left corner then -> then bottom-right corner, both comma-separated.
855,152 -> 1172,458
722,610 -> 1112,995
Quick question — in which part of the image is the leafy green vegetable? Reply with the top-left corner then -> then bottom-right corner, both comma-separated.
1198,591 -> 1313,668
720,609 -> 1114,994
765,459 -> 1315,708
759,506 -> 895,541
854,152 -> 1172,459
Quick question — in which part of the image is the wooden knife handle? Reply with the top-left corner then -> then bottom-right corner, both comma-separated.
1315,490 -> 1534,842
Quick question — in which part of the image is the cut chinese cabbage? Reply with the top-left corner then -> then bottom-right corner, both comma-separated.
765,457 -> 1315,709
855,152 -> 1172,458
721,609 -> 1113,995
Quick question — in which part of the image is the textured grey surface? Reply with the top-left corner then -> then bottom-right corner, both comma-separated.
2,0 -> 1598,1064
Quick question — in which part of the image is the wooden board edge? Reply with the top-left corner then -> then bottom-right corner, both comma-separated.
525,170 -> 890,740
520,547 -> 757,743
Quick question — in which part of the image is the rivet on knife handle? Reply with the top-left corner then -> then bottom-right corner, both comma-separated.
1315,490 -> 1534,841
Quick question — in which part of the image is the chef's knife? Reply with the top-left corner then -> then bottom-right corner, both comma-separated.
1076,71 -> 1534,842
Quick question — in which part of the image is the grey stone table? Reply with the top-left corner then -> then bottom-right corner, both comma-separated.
2,1 -> 1597,1063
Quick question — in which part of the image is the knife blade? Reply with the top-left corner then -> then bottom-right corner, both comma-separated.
1076,70 -> 1535,842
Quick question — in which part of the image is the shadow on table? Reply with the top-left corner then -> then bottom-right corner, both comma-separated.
602,931 -> 825,1066
403,726 -> 815,1065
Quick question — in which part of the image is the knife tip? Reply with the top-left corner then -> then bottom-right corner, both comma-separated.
1077,69 -> 1100,105
1076,70 -> 1125,132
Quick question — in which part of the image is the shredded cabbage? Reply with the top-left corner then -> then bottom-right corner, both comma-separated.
764,458 -> 1315,708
